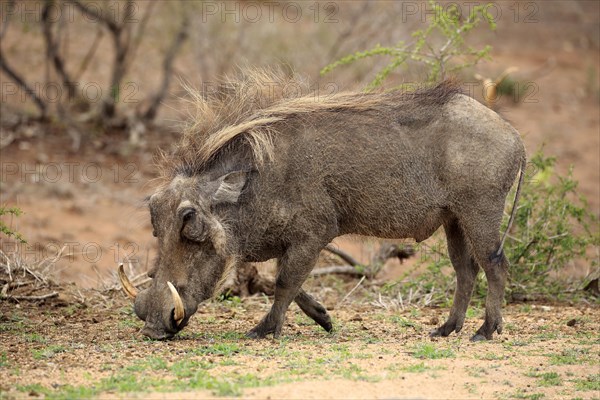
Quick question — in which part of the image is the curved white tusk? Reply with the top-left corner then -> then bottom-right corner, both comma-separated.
118,263 -> 138,299
167,281 -> 185,326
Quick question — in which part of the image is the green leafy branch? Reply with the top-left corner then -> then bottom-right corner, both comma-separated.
0,206 -> 26,243
321,1 -> 496,89
383,150 -> 599,304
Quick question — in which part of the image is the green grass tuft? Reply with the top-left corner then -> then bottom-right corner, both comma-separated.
410,343 -> 455,359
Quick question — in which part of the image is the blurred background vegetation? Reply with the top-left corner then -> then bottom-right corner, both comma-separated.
0,0 -> 598,302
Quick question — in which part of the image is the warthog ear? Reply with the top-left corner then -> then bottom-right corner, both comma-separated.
211,171 -> 248,204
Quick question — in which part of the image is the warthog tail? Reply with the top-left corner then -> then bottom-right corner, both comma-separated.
497,155 -> 528,257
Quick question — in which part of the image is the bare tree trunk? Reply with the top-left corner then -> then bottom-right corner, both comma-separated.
71,0 -> 133,120
0,52 -> 48,118
0,0 -> 47,118
142,2 -> 189,121
42,0 -> 76,99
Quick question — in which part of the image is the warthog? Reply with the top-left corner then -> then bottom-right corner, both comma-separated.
119,71 -> 526,342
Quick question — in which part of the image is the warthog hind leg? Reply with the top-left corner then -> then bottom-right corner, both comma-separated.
295,288 -> 333,332
431,218 -> 480,338
460,204 -> 508,341
470,251 -> 508,341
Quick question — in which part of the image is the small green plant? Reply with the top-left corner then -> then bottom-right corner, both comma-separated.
0,206 -> 26,243
548,347 -> 592,365
23,333 -> 48,344
32,344 -> 67,360
193,342 -> 241,357
410,342 -> 455,359
321,0 -> 495,88
390,315 -> 421,330
574,374 -> 600,391
0,351 -> 8,368
477,352 -> 505,361
503,151 -> 599,298
16,384 -> 51,397
171,359 -> 213,378
495,76 -> 528,102
400,362 -> 431,373
513,391 -> 545,400
466,365 -> 488,378
526,370 -> 562,387
384,150 -> 599,304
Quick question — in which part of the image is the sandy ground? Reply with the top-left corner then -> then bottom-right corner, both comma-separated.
0,1 -> 598,399
1,291 -> 599,399
1,2 -> 598,286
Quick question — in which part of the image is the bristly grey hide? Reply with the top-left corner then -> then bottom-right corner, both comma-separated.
126,69 -> 526,343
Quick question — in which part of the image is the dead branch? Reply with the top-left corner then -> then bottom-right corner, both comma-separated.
70,0 -> 119,33
326,1 -> 371,62
320,243 -> 415,278
311,265 -> 365,278
142,1 -> 189,121
71,0 -> 134,119
0,55 -> 48,118
0,0 -> 47,118
376,243 -> 415,263
324,244 -> 361,267
222,263 -> 275,297
42,0 -> 76,99
125,1 -> 156,72
74,26 -> 104,82
6,292 -> 59,301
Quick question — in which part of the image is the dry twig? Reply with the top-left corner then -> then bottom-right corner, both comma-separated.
7,292 -> 59,301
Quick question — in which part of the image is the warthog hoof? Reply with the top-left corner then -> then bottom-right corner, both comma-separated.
246,316 -> 280,339
320,318 -> 334,333
471,318 -> 502,341
429,319 -> 464,338
470,333 -> 488,342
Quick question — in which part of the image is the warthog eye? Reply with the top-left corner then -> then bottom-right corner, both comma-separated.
181,208 -> 195,222
180,207 -> 206,242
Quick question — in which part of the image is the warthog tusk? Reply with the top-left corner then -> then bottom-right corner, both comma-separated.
167,281 -> 185,326
118,263 -> 138,299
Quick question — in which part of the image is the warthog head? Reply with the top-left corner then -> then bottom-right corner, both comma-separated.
119,171 -> 248,339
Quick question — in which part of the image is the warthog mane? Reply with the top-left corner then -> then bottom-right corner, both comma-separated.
158,68 -> 461,180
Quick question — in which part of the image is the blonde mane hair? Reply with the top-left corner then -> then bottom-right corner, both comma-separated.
159,69 -> 459,179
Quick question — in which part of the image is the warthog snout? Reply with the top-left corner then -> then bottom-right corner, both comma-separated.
118,263 -> 188,340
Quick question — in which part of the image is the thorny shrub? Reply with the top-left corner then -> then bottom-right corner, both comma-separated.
322,1 -> 599,304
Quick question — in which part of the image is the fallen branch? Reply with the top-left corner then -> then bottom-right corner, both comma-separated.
6,292 -> 59,301
311,265 -> 365,278
319,243 -> 415,279
324,244 -> 361,267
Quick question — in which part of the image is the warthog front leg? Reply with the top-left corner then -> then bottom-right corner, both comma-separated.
246,245 -> 321,339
